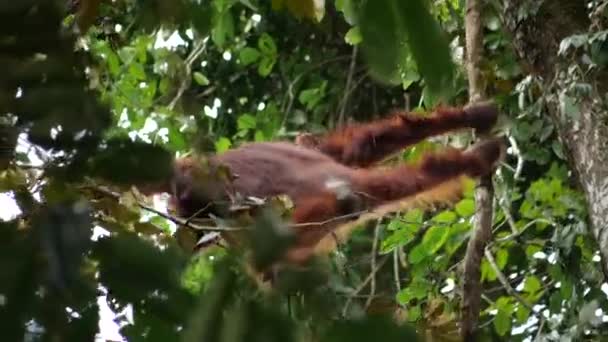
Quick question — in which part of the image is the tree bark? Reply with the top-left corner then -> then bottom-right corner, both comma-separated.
501,1 -> 608,277
461,0 -> 494,339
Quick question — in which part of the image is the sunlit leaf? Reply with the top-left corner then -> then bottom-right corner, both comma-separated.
193,72 -> 210,86
455,199 -> 475,217
345,27 -> 362,45
215,137 -> 232,153
523,275 -> 542,294
493,308 -> 512,336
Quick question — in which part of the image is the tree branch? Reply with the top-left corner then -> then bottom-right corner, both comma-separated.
461,0 -> 496,338
337,45 -> 358,127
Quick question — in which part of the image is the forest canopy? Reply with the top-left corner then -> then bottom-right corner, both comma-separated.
2,0 -> 608,341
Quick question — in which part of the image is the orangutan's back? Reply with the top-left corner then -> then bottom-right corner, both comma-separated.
213,142 -> 354,200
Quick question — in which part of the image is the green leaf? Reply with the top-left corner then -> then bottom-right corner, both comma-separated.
212,10 -> 234,48
560,277 -> 573,299
407,305 -> 421,321
257,56 -> 276,77
215,137 -> 232,153
455,199 -> 475,217
523,275 -> 542,294
421,226 -> 449,254
496,248 -> 509,270
345,26 -> 362,45
481,258 -> 496,281
396,279 -> 430,304
358,0 -> 455,96
190,2 -> 213,35
494,308 -> 512,336
237,114 -> 257,130
432,210 -> 456,223
193,72 -> 210,86
89,139 -> 173,186
549,291 -> 563,314
298,81 -> 327,109
516,305 -> 530,324
335,0 -> 358,24
129,63 -> 146,80
408,243 -> 427,264
552,140 -> 565,159
258,33 -> 277,55
239,47 -> 261,66
254,130 -> 266,142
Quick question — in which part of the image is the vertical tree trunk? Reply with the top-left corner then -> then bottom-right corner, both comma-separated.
461,0 -> 494,339
501,1 -> 608,277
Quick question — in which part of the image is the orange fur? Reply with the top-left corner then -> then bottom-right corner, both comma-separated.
143,102 -> 503,268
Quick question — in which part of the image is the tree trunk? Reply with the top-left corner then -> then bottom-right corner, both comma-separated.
501,0 -> 608,276
460,0 -> 495,339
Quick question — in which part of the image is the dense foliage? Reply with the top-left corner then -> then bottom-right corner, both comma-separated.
1,0 -> 607,341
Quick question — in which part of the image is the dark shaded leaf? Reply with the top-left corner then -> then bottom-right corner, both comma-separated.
89,138 -> 173,186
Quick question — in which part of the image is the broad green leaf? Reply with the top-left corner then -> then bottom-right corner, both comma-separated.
549,291 -> 563,314
560,277 -> 573,299
239,47 -> 261,66
358,0 -> 455,96
396,279 -> 430,304
496,248 -> 509,270
516,305 -> 530,324
493,308 -> 512,336
408,243 -> 428,264
211,10 -> 234,48
345,27 -> 362,45
258,56 -> 276,77
481,258 -> 496,282
129,63 -> 146,80
432,210 -> 456,223
523,275 -> 542,294
237,114 -> 257,130
525,244 -> 542,257
455,199 -> 475,217
335,0 -> 357,24
421,226 -> 449,254
254,130 -> 266,142
215,137 -> 232,153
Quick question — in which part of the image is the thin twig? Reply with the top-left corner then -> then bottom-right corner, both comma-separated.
342,256 -> 389,317
291,209 -> 370,228
393,248 -> 402,292
90,186 -> 245,232
337,46 -> 358,127
492,218 -> 555,245
484,248 -> 534,312
365,220 -> 382,308
499,197 -> 519,235
168,41 -> 206,110
281,55 -> 351,126
484,247 -> 547,336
